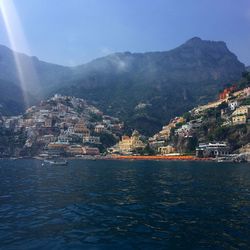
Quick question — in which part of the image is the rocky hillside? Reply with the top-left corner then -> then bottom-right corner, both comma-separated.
58,37 -> 245,134
150,71 -> 250,154
0,38 -> 246,134
0,44 -> 72,97
0,78 -> 26,115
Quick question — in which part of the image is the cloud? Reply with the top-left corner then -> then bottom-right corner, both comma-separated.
100,47 -> 113,56
99,47 -> 128,70
67,59 -> 78,67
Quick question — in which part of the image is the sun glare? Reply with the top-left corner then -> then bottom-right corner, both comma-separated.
0,0 -> 40,108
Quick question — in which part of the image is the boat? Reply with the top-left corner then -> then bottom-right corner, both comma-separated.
217,157 -> 234,163
43,159 -> 68,166
10,157 -> 18,161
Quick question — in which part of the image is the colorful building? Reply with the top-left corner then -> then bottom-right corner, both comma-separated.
232,105 -> 250,125
118,130 -> 145,154
219,85 -> 236,100
74,122 -> 89,135
158,145 -> 176,155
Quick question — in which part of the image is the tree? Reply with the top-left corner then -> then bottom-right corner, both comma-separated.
183,112 -> 191,122
186,136 -> 198,153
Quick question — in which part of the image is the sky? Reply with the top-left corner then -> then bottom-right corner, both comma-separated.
0,0 -> 250,66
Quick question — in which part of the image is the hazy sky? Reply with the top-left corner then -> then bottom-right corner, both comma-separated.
0,0 -> 250,66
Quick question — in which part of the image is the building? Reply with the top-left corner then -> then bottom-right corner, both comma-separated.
110,123 -> 123,131
158,145 -> 176,155
228,100 -> 238,111
57,135 -> 70,144
74,122 -> 89,134
66,145 -> 85,155
38,134 -> 56,144
175,124 -> 193,138
118,130 -> 145,154
232,105 -> 250,125
118,136 -> 132,152
148,139 -> 166,150
148,121 -> 178,150
232,115 -> 248,125
193,99 -> 225,114
95,124 -> 106,133
83,147 -> 100,155
219,85 -> 236,100
47,142 -> 69,156
158,126 -> 171,139
196,142 -> 230,158
232,105 -> 250,116
82,136 -> 100,144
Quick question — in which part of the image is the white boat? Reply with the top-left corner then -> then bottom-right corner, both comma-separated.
217,157 -> 234,163
43,159 -> 68,166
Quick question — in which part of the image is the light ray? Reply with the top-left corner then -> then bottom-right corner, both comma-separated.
0,0 -> 40,109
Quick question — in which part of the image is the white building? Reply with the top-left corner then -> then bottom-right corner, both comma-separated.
228,101 -> 238,111
83,136 -> 100,144
196,142 -> 230,158
175,124 -> 193,137
95,124 -> 106,133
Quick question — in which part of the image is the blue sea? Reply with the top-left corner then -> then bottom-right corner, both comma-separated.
0,159 -> 249,249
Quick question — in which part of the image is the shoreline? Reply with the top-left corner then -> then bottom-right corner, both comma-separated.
111,155 -> 213,161
1,155 -> 248,162
1,155 -> 213,162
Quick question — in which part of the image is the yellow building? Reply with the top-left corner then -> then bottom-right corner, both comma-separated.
118,130 -> 145,153
232,114 -> 248,125
232,106 -> 250,117
158,145 -> 176,155
119,136 -> 132,152
232,106 -> 250,125
66,145 -> 84,155
48,142 -> 68,150
158,126 -> 171,138
74,122 -> 90,136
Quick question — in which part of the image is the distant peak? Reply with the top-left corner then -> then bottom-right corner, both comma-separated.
182,37 -> 228,49
185,37 -> 203,45
188,37 -> 202,42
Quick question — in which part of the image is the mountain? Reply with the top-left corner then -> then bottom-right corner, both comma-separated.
0,78 -> 26,115
0,44 -> 75,115
0,44 -> 73,96
57,37 -> 245,134
0,38 -> 246,134
153,71 -> 250,155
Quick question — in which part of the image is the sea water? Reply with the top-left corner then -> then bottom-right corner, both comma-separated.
0,159 -> 249,249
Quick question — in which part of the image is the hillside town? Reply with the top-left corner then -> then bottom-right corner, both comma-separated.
0,73 -> 250,162
0,94 -> 124,158
146,79 -> 250,161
